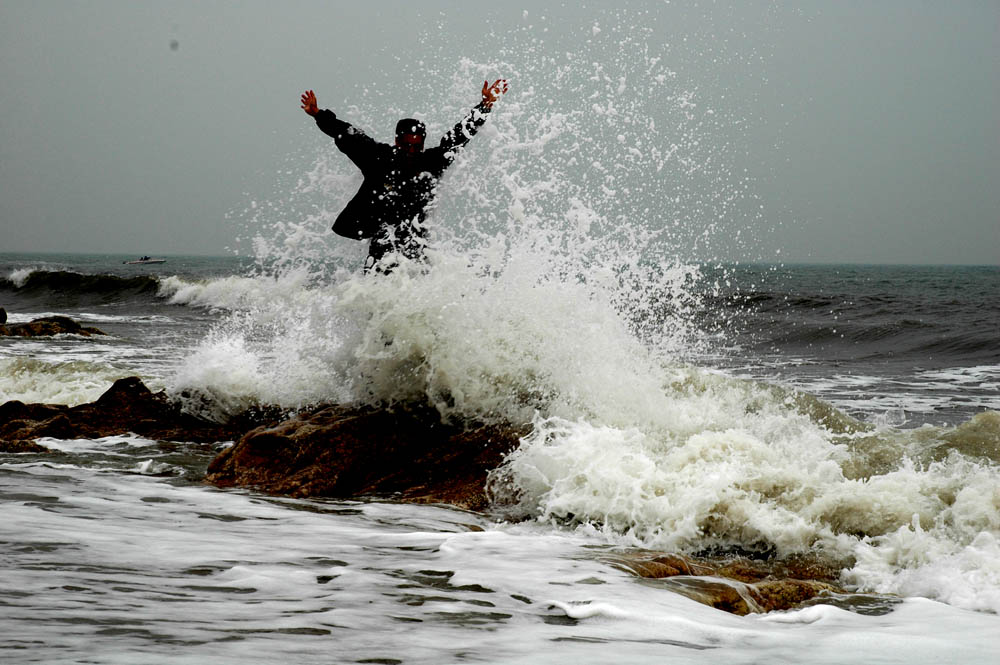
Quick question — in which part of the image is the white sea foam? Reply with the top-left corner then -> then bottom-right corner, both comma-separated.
167,237 -> 1000,614
157,272 -> 318,312
2,310 -> 174,326
75,311 -> 176,324
0,311 -> 87,324
34,434 -> 159,455
0,357 -> 137,406
487,408 -> 1000,613
5,464 -> 999,664
8,266 -> 38,288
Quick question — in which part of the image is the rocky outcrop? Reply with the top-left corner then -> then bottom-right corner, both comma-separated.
1,378 -> 865,616
1,377 -> 528,510
0,315 -> 105,337
205,405 -> 530,511
0,377 -> 269,445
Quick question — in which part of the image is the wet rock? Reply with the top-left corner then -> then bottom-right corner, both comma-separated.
206,405 -> 529,510
1,376 -> 526,510
0,377 -> 266,444
0,439 -> 50,453
0,315 -> 105,337
753,579 -> 838,612
608,551 -> 843,615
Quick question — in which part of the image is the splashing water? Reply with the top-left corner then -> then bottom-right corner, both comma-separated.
175,9 -> 762,414
168,10 -> 1000,614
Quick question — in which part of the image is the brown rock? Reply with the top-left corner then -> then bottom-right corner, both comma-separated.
0,315 -> 105,337
607,551 -> 841,615
0,377 -> 269,445
753,579 -> 837,612
613,553 -> 716,578
206,405 -> 529,510
0,439 -> 50,453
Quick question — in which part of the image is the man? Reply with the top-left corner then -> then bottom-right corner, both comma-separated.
300,79 -> 508,272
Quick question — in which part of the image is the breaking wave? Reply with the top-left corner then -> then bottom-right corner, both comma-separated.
1,270 -> 160,303
160,9 -> 1000,615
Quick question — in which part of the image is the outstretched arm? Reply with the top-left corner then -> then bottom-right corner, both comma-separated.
438,79 -> 508,153
300,89 -> 380,169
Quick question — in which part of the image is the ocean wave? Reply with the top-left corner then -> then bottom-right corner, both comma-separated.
1,269 -> 160,303
1,310 -> 175,325
0,268 -> 315,315
0,357 -> 157,406
156,272 -> 315,311
911,334 -> 1000,358
7,266 -> 40,288
487,405 -> 1000,613
710,291 -> 999,363
160,248 -> 1000,614
758,321 -> 1000,361
167,249 -> 703,423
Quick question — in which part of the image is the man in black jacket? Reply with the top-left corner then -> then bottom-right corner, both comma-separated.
300,80 -> 507,272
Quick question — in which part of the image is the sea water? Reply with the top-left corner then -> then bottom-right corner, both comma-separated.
4,8 -> 1000,664
3,263 -> 999,664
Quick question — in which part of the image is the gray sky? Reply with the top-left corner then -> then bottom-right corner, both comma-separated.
1,0 -> 997,264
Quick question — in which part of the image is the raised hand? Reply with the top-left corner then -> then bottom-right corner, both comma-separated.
300,90 -> 319,117
481,79 -> 508,108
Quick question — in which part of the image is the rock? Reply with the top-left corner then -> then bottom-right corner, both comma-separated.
206,405 -> 529,510
607,551 -> 842,615
0,377 -> 268,444
0,315 -> 105,337
0,439 -> 50,453
753,579 -> 837,612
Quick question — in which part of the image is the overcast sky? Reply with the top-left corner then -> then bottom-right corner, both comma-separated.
1,0 -> 997,264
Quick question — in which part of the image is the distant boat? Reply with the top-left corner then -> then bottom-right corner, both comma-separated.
123,256 -> 167,265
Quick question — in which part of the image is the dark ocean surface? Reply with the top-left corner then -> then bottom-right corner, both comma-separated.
703,263 -> 999,427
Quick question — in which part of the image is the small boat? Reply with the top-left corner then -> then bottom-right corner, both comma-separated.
124,256 -> 167,265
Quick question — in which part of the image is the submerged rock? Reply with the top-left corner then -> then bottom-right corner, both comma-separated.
0,315 -> 106,337
205,405 -> 529,511
607,551 -> 843,615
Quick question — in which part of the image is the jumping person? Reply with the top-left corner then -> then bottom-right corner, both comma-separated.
300,79 -> 508,273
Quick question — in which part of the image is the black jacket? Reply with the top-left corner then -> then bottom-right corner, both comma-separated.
315,103 -> 491,261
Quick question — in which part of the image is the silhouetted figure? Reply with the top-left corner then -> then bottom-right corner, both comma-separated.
301,80 -> 508,273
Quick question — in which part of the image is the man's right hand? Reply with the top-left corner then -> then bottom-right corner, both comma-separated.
481,79 -> 508,109
301,90 -> 319,117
